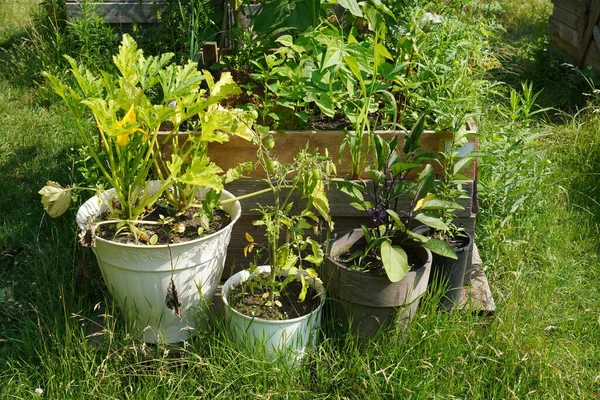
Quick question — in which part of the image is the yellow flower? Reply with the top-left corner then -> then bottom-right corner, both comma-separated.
113,104 -> 147,147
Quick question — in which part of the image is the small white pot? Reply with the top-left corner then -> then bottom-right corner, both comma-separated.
77,183 -> 241,343
221,265 -> 325,363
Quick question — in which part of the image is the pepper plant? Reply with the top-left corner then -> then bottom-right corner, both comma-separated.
334,113 -> 459,282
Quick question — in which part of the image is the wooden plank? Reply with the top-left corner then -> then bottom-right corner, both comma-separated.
593,25 -> 600,52
202,42 -> 219,67
552,0 -> 585,17
577,1 -> 600,66
550,35 -> 581,61
225,179 -> 474,218
552,3 -> 582,29
65,1 -> 163,23
550,16 -> 581,48
458,243 -> 495,316
161,124 -> 479,181
583,40 -> 600,71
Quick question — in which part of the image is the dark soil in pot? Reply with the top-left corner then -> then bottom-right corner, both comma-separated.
96,205 -> 231,245
228,274 -> 321,320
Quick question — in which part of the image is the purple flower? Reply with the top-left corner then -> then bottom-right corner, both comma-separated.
367,207 -> 387,222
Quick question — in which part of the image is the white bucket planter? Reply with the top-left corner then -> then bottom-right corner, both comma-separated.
76,183 -> 241,344
222,265 -> 325,363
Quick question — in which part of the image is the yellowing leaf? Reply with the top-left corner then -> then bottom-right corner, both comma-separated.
306,268 -> 318,279
414,193 -> 435,211
205,71 -> 241,98
245,232 -> 254,243
39,182 -> 72,218
311,179 -> 333,229
243,243 -> 254,257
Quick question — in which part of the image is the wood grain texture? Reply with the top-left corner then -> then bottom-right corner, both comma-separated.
65,0 -> 163,23
552,2 -> 582,29
224,179 -> 475,217
160,124 -> 479,180
578,2 -> 600,66
550,16 -> 581,48
458,243 -> 495,316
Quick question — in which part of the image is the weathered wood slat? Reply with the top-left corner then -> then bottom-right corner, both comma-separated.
161,124 -> 479,181
577,1 -> 600,66
458,243 -> 495,315
208,129 -> 478,180
550,16 -> 581,48
65,0 -> 163,23
552,2 -> 582,29
550,35 -> 580,61
225,179 -> 475,218
585,34 -> 600,61
551,0 -> 584,9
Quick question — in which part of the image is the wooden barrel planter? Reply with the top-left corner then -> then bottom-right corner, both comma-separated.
322,229 -> 432,337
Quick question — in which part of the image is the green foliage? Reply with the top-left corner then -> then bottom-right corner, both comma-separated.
477,84 -> 552,269
384,3 -> 498,128
3,0 -> 119,85
131,0 -> 222,64
4,0 -> 600,398
41,35 -> 256,237
241,134 -> 335,305
335,119 -> 457,282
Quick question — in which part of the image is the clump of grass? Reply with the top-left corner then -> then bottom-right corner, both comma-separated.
0,0 -> 119,86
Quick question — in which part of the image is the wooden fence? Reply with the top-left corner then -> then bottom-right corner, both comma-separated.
550,0 -> 600,71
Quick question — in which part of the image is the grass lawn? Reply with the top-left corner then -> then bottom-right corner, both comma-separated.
1,0 -> 600,398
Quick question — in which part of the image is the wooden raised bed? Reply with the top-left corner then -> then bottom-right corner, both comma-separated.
161,120 -> 480,278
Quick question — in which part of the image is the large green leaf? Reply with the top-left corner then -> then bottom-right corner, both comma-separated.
420,199 -> 463,211
314,94 -> 335,117
338,0 -> 363,17
178,157 -> 224,190
113,34 -> 143,85
423,238 -> 457,259
381,241 -> 409,282
311,179 -> 333,228
414,213 -> 450,231
453,156 -> 473,175
404,113 -> 426,154
204,70 -> 240,99
253,0 -> 296,34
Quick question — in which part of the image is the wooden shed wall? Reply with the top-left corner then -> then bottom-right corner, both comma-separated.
550,0 -> 600,71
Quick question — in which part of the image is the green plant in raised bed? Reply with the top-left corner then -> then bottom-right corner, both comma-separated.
383,4 -> 496,129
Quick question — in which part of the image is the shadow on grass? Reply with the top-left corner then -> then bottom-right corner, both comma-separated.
491,6 -> 599,115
